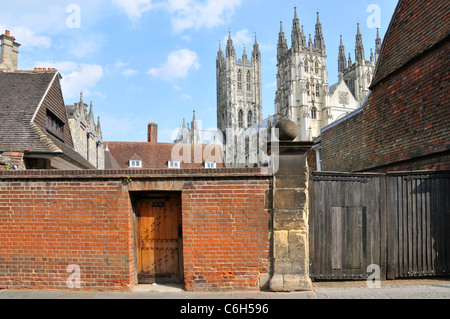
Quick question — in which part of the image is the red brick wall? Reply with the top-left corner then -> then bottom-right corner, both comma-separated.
182,178 -> 271,292
0,169 -> 272,292
321,39 -> 450,172
0,178 -> 135,291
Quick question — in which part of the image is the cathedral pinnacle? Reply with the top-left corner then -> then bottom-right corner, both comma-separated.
355,23 -> 365,63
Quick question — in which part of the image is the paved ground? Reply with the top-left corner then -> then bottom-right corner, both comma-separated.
0,278 -> 449,299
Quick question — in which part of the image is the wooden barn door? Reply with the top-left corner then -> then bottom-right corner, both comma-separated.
135,192 -> 182,284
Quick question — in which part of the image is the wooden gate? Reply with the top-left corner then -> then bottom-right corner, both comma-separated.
309,171 -> 450,280
386,173 -> 450,279
309,173 -> 386,280
135,192 -> 182,284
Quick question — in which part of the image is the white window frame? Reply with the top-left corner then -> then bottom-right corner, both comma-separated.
204,162 -> 217,169
168,161 -> 180,169
129,160 -> 142,168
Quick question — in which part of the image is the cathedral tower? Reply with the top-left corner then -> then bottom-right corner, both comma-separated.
275,8 -> 329,141
216,32 -> 263,134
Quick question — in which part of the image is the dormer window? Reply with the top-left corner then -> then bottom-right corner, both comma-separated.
205,162 -> 216,169
129,160 -> 142,168
168,161 -> 180,169
46,111 -> 64,140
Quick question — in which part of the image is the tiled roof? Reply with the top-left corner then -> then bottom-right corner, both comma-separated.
0,71 -> 94,169
105,142 -> 225,169
0,71 -> 57,152
371,0 -> 450,86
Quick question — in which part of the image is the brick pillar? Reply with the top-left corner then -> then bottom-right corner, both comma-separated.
148,122 -> 158,143
269,119 -> 314,292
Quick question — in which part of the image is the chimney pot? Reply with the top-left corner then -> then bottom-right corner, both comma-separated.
5,30 -> 10,36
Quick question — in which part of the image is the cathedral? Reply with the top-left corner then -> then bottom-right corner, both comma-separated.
274,8 -> 382,141
176,7 -> 383,167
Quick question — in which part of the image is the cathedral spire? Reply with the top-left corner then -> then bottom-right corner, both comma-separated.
242,45 -> 248,61
252,33 -> 260,61
314,12 -> 325,52
278,21 -> 288,61
338,35 -> 347,78
226,30 -> 236,58
291,7 -> 302,51
217,41 -> 225,68
355,23 -> 365,63
375,28 -> 382,63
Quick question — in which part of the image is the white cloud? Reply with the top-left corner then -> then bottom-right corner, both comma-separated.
224,29 -> 252,47
148,49 -> 200,80
113,0 -> 154,23
167,0 -> 242,33
181,93 -> 192,100
35,61 -> 104,100
67,33 -> 108,58
0,25 -> 51,49
121,69 -> 139,77
106,60 -> 139,77
265,80 -> 277,88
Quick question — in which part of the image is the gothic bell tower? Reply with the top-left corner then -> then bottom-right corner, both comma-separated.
216,32 -> 263,135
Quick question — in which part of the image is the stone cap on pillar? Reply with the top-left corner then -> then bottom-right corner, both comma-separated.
268,118 -> 314,154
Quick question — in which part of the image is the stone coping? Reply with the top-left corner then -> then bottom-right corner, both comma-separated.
0,167 -> 273,180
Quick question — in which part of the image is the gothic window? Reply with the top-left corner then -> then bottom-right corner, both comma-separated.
316,84 -> 320,97
366,71 -> 372,86
238,109 -> 244,129
311,107 -> 317,120
247,110 -> 253,127
246,71 -> 251,91
237,70 -> 242,90
304,60 -> 309,73
306,83 -> 310,96
315,61 -> 319,74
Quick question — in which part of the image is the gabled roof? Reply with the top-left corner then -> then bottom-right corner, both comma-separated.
371,0 -> 450,87
0,71 -> 58,152
0,70 -> 94,169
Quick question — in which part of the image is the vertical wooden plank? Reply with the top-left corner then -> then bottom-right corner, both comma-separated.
309,178 -> 315,275
331,207 -> 342,270
402,175 -> 408,277
430,177 -> 437,275
425,177 -> 432,273
437,177 -> 448,273
420,177 -> 426,275
445,176 -> 450,274
406,177 -> 413,276
383,175 -> 392,280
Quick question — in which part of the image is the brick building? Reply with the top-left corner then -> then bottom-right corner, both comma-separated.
314,0 -> 450,172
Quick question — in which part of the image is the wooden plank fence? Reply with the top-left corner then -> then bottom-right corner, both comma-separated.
309,171 -> 450,280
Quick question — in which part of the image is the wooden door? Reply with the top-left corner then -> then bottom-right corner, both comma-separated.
135,193 -> 182,283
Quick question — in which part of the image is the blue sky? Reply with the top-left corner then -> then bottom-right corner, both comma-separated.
1,0 -> 398,143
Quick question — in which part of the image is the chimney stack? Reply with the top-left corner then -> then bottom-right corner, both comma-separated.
0,30 -> 21,71
148,122 -> 158,143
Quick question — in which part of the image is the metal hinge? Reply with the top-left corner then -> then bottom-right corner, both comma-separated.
310,176 -> 369,183
407,269 -> 448,276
